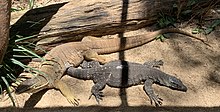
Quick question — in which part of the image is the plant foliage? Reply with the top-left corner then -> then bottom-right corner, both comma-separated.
0,34 -> 44,106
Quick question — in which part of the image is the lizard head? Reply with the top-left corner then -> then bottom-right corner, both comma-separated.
15,73 -> 49,94
159,75 -> 187,92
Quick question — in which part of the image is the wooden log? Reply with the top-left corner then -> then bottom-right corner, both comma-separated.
12,0 -> 178,47
38,0 -> 178,42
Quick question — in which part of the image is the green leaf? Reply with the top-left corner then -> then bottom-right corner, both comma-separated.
7,73 -> 16,81
0,85 -> 2,94
29,0 -> 35,9
10,58 -> 26,69
192,28 -> 202,34
12,55 -> 35,58
1,76 -> 16,106
15,35 -> 37,43
17,45 -> 44,61
156,35 -> 166,42
11,7 -> 21,12
12,48 -> 27,52
204,27 -> 214,35
203,20 -> 220,35
157,13 -> 175,28
10,59 -> 48,77
211,20 -> 220,28
3,64 -> 16,79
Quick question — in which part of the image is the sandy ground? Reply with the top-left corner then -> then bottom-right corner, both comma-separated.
1,26 -> 220,111
1,1 -> 220,112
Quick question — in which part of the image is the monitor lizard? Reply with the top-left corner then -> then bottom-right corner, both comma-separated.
66,60 -> 187,106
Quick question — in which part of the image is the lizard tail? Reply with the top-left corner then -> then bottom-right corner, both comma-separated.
157,28 -> 211,47
91,28 -> 211,54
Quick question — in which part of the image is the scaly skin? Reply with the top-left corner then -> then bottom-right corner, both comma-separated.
66,60 -> 187,106
15,28 -> 201,105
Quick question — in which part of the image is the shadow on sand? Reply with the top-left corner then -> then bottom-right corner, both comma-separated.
1,105 -> 220,112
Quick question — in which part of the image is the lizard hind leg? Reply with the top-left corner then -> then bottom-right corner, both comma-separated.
83,50 -> 107,64
54,80 -> 80,106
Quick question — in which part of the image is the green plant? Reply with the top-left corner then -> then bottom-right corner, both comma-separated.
0,34 -> 44,106
204,19 -> 220,34
157,12 -> 176,28
11,7 -> 21,12
180,0 -> 200,16
11,0 -> 35,12
156,13 -> 176,41
28,0 -> 35,9
192,19 -> 220,35
174,0 -> 219,21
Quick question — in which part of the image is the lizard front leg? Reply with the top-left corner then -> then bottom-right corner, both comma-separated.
54,80 -> 80,106
143,80 -> 163,107
89,81 -> 106,104
89,73 -> 110,104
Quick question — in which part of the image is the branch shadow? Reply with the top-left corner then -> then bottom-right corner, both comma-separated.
118,0 -> 129,107
23,89 -> 48,108
10,2 -> 67,41
205,55 -> 220,87
1,105 -> 220,112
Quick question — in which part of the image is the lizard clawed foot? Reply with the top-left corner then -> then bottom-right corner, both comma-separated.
89,91 -> 104,104
149,94 -> 163,107
66,96 -> 80,106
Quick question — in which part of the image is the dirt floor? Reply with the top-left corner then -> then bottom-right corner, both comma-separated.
1,0 -> 220,112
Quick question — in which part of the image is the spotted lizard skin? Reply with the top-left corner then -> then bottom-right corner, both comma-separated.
66,60 -> 187,106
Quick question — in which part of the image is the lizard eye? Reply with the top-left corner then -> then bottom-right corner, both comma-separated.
169,77 -> 180,87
